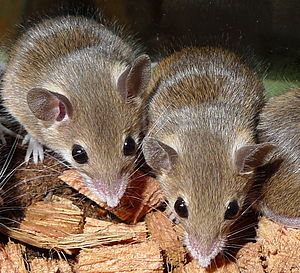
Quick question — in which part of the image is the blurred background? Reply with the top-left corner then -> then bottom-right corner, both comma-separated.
0,0 -> 299,97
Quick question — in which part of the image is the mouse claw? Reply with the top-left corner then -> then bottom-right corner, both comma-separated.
22,134 -> 44,164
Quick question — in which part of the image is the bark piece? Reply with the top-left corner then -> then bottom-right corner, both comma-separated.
0,198 -> 139,254
59,170 -> 165,224
145,210 -> 187,267
8,196 -> 84,254
75,241 -> 164,272
20,196 -> 84,237
237,242 -> 265,273
173,259 -> 240,273
30,258 -> 72,273
257,217 -> 300,273
237,216 -> 300,273
0,241 -> 27,273
84,217 -> 147,242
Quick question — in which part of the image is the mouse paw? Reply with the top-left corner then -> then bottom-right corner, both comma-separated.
0,122 -> 18,144
22,134 -> 44,164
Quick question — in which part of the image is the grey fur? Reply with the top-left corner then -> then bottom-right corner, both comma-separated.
257,88 -> 300,225
143,47 -> 268,267
2,16 -> 151,208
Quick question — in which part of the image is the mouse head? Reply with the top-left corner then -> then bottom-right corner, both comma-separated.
27,54 -> 151,208
143,136 -> 274,267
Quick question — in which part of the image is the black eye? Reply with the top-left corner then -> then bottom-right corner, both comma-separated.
174,197 -> 188,218
224,200 -> 240,220
123,136 -> 136,156
72,144 -> 88,164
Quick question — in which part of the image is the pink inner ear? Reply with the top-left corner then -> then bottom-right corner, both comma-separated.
56,101 -> 66,122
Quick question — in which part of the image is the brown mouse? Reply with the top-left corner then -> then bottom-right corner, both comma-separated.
257,88 -> 300,227
2,16 -> 151,208
142,47 -> 273,267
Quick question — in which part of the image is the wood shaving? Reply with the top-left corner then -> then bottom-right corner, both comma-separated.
0,241 -> 27,273
237,216 -> 300,273
145,211 -> 187,267
30,258 -> 72,273
84,217 -> 148,242
0,196 -> 146,254
75,241 -> 164,272
59,170 -> 165,223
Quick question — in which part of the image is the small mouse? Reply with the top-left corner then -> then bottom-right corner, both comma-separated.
142,47 -> 273,267
257,88 -> 300,228
2,16 -> 151,208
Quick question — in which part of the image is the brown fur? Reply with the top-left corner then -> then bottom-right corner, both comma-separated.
143,47 -> 268,266
258,88 -> 300,221
2,16 -> 150,207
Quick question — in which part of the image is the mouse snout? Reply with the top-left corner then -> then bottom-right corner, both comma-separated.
97,175 -> 129,208
185,233 -> 225,268
83,172 -> 129,208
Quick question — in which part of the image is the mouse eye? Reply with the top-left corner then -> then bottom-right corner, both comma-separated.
174,197 -> 188,218
72,144 -> 88,164
224,200 -> 240,220
123,136 -> 136,156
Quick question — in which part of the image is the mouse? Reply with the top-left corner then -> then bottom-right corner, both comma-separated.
142,47 -> 274,267
257,88 -> 300,228
1,15 -> 151,208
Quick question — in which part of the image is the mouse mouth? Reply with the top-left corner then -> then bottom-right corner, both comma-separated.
185,233 -> 225,268
80,173 -> 129,208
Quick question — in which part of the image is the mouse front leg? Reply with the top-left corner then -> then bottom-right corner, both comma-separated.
0,124 -> 17,144
22,134 -> 44,164
0,117 -> 19,144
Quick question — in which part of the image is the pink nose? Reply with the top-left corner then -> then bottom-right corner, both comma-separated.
92,178 -> 128,208
185,234 -> 225,268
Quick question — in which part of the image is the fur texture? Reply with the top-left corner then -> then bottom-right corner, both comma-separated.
2,16 -> 151,208
143,47 -> 268,267
258,88 -> 300,226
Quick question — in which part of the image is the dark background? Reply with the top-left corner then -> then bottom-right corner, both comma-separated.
1,0 -> 299,96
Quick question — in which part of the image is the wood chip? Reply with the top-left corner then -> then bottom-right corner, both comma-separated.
173,259 -> 240,273
0,241 -> 27,273
75,241 -> 164,272
257,217 -> 300,272
0,197 -> 83,254
145,211 -> 187,267
0,196 -> 143,253
237,242 -> 265,273
30,258 -> 72,273
84,217 -> 148,242
237,216 -> 300,273
59,170 -> 165,224
20,197 -> 84,237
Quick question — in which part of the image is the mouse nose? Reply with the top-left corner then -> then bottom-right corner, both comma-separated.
91,175 -> 129,208
104,193 -> 121,208
185,234 -> 225,268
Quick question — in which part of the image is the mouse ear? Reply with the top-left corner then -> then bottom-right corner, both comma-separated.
143,137 -> 178,173
234,143 -> 276,175
27,88 -> 73,122
117,54 -> 151,101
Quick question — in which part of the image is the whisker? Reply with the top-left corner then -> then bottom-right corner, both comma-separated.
127,171 -> 151,181
0,137 -> 18,179
222,250 -> 237,263
0,161 -> 27,190
145,104 -> 172,138
227,222 -> 258,238
42,151 -> 70,169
